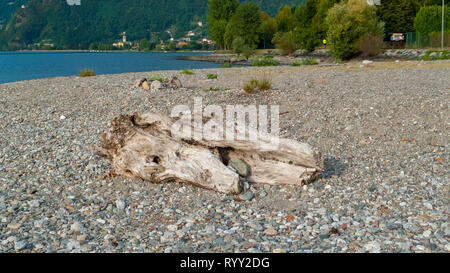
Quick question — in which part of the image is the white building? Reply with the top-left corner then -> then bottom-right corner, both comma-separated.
367,0 -> 381,5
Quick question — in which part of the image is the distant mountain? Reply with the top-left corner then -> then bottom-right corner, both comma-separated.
0,0 -> 305,49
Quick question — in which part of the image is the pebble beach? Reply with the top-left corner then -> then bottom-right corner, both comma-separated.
0,60 -> 449,253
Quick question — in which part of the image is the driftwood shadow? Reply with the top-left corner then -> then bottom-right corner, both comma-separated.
319,155 -> 347,179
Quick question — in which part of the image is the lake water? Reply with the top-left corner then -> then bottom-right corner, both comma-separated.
0,51 -> 220,84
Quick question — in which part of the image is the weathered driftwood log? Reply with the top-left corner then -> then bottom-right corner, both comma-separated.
100,112 -> 324,194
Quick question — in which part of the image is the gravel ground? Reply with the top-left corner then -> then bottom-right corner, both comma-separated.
0,60 -> 449,253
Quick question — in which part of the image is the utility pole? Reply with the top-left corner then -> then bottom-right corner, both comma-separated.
443,0 -> 445,50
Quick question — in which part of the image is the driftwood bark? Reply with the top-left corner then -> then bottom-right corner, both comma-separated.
100,112 -> 324,194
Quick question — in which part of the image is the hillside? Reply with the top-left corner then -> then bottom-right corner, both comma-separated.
0,0 -> 304,50
0,0 -> 28,29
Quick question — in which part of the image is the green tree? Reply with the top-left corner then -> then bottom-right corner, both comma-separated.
292,0 -> 320,51
377,0 -> 420,35
224,2 -> 262,49
259,12 -> 277,49
207,0 -> 240,22
325,0 -> 384,60
414,5 -> 449,35
275,5 -> 296,33
311,0 -> 340,39
232,36 -> 246,54
209,19 -> 229,48
139,39 -> 152,51
167,41 -> 177,51
272,31 -> 297,54
232,36 -> 254,58
207,0 -> 240,49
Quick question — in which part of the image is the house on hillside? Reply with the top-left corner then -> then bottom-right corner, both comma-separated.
177,41 -> 189,48
367,0 -> 381,5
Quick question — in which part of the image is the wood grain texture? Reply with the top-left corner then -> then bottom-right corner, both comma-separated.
100,112 -> 324,194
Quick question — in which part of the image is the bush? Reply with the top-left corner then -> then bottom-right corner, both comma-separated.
221,62 -> 232,68
150,74 -> 168,82
207,87 -> 220,92
357,34 -> 383,57
272,31 -> 297,55
421,50 -> 450,61
258,78 -> 272,91
207,74 -> 218,79
243,77 -> 272,93
232,37 -> 245,55
244,79 -> 258,93
79,69 -> 96,77
429,32 -> 450,48
325,0 -> 384,60
301,57 -> 318,65
180,69 -> 194,75
252,56 -> 279,67
292,61 -> 301,66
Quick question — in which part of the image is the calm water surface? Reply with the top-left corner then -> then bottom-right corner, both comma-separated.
0,51 -> 220,84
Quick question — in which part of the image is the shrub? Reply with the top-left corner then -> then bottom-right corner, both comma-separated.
221,62 -> 232,68
180,69 -> 194,75
150,74 -> 168,82
357,34 -> 383,57
292,61 -> 301,66
421,50 -> 450,61
79,69 -> 96,77
244,80 -> 257,94
301,57 -> 318,65
205,87 -> 220,92
243,77 -> 271,93
258,78 -> 272,91
242,48 -> 255,60
272,31 -> 297,55
207,74 -> 218,79
252,56 -> 279,66
429,32 -> 450,48
325,0 -> 384,60
232,37 -> 246,55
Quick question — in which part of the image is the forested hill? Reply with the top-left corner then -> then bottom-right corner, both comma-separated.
0,0 -> 305,49
0,0 -> 28,28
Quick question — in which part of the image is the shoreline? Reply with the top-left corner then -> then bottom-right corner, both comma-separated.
0,50 -> 215,54
2,59 -> 449,86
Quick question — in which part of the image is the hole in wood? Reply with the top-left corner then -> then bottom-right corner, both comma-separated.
153,156 -> 161,164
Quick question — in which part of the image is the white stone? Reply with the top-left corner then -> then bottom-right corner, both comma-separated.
115,198 -> 126,210
28,199 -> 40,208
70,221 -> 83,233
150,80 -> 162,90
14,241 -> 26,251
422,230 -> 432,238
364,241 -> 381,253
423,202 -> 433,210
167,224 -> 178,231
445,244 -> 450,252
